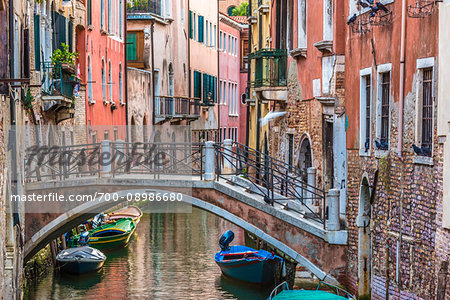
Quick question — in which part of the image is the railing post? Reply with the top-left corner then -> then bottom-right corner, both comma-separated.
101,140 -> 112,177
114,140 -> 125,177
306,167 -> 316,206
327,188 -> 340,231
223,139 -> 235,174
203,141 -> 215,181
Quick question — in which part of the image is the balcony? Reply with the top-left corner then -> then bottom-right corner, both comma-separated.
246,4 -> 257,24
127,0 -> 162,17
41,62 -> 78,123
154,96 -> 200,123
258,0 -> 270,13
248,49 -> 287,89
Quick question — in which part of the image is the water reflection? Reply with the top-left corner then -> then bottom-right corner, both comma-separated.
28,208 -> 276,300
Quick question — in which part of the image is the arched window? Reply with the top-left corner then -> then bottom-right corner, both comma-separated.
108,60 -> 113,102
88,55 -> 93,103
227,6 -> 236,16
168,63 -> 174,96
102,59 -> 106,102
119,63 -> 123,104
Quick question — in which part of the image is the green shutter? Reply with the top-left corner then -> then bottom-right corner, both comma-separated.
59,15 -> 67,50
126,33 -> 137,61
87,0 -> 92,25
68,21 -> 73,52
198,15 -> 204,43
214,76 -> 217,103
34,14 -> 40,71
203,73 -> 208,102
189,11 -> 193,39
194,71 -> 201,99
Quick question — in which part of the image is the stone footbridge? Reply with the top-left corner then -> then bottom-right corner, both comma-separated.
23,140 -> 348,284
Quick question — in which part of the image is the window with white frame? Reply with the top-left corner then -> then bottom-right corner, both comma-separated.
323,0 -> 333,41
228,82 -> 232,114
102,59 -> 107,102
206,20 -> 209,46
119,63 -> 123,104
220,31 -> 223,50
359,67 -> 372,154
376,63 -> 391,150
214,25 -> 217,48
210,22 -> 213,47
414,57 -> 435,157
223,80 -> 227,105
298,0 -> 307,49
88,55 -> 94,103
109,60 -> 113,102
228,35 -> 232,54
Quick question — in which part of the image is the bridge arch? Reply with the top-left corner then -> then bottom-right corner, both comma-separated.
24,188 -> 338,284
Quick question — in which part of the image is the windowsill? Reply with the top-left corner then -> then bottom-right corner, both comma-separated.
120,101 -> 125,106
88,100 -> 96,105
229,114 -> 239,117
359,149 -> 371,157
100,29 -> 108,35
103,100 -> 109,105
87,25 -> 94,31
413,155 -> 434,166
374,149 -> 389,158
290,47 -> 307,59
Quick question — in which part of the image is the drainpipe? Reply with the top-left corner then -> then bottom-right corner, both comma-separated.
245,5 -> 252,150
125,3 -> 129,142
150,19 -> 155,125
398,0 -> 407,157
396,0 -> 407,286
217,3 -> 221,142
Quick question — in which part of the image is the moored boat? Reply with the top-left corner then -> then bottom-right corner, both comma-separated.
56,246 -> 106,274
69,218 -> 136,250
267,281 -> 356,300
214,230 -> 283,284
107,206 -> 143,224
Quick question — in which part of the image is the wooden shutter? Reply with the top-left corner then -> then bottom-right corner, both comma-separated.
203,73 -> 208,102
34,14 -> 40,71
87,0 -> 92,25
126,33 -> 137,61
59,14 -> 67,50
189,11 -> 193,39
68,21 -> 73,52
198,15 -> 204,43
194,71 -> 201,99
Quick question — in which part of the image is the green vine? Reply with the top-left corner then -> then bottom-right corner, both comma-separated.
23,88 -> 37,125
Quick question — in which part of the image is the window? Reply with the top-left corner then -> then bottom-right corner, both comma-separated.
114,127 -> 118,141
34,14 -> 40,71
359,68 -> 371,154
378,71 -> 390,147
228,35 -> 232,54
210,22 -> 213,47
119,64 -> 123,104
223,81 -> 227,105
87,0 -> 92,26
206,20 -> 209,46
165,0 -> 170,17
198,15 -> 204,43
107,0 -> 111,32
193,71 -> 202,99
288,134 -> 294,167
102,60 -> 107,102
224,33 -> 227,52
220,31 -> 223,50
189,11 -> 193,39
421,68 -> 433,152
414,57 -> 435,157
104,131 -> 109,140
101,0 -> 105,30
227,6 -> 235,16
193,13 -> 197,40
108,60 -> 113,102
228,82 -> 232,114
119,0 -> 123,38
298,0 -> 307,49
126,33 -> 137,61
88,56 -> 93,103
214,25 -> 216,48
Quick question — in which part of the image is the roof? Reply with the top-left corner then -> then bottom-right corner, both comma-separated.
229,16 -> 248,24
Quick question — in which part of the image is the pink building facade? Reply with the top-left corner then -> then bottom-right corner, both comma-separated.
218,14 -> 247,144
81,0 -> 127,142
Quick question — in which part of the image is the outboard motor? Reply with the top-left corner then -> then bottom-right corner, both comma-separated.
79,231 -> 90,246
219,230 -> 234,251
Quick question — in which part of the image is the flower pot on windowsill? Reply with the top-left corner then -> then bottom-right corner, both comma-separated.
60,63 -> 76,75
110,103 -> 118,111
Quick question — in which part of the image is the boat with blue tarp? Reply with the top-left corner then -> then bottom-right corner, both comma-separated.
214,230 -> 283,284
267,281 -> 356,300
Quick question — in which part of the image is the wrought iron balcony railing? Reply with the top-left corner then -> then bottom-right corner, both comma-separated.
41,62 -> 79,100
127,0 -> 162,15
248,49 -> 288,88
155,96 -> 200,119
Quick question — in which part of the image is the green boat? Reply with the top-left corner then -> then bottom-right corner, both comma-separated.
268,282 -> 356,300
69,218 -> 136,250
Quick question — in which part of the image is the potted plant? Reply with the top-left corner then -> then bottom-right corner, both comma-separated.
50,43 -> 79,74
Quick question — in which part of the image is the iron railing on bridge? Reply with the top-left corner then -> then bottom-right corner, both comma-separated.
24,141 -> 326,227
214,142 -> 326,227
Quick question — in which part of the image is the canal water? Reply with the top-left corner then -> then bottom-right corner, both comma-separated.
27,208 -> 281,300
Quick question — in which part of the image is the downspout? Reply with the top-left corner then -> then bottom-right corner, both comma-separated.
245,4 -> 252,149
151,19 -> 155,125
124,3 -> 129,142
187,0 -> 191,135
217,4 -> 220,142
396,0 -> 407,286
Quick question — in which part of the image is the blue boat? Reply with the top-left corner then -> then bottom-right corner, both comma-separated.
214,230 -> 283,284
267,281 -> 356,300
